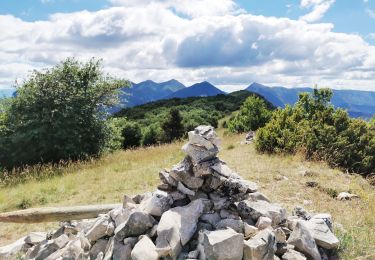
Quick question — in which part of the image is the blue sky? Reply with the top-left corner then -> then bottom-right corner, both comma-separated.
0,0 -> 375,91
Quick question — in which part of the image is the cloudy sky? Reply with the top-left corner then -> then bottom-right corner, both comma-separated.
1,0 -> 375,92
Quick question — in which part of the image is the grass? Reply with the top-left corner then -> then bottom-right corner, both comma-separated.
0,131 -> 374,259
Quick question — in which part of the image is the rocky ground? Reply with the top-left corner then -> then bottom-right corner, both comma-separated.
0,126 -> 342,259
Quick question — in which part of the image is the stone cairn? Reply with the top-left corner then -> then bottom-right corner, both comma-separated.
1,126 -> 340,260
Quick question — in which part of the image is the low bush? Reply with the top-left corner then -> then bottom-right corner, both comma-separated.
256,88 -> 375,176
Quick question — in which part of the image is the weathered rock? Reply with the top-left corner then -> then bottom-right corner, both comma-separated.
287,221 -> 321,260
114,211 -> 155,241
209,193 -> 230,210
246,191 -> 271,202
238,200 -> 287,226
215,219 -> 244,233
282,248 -> 307,260
169,191 -> 187,201
219,178 -> 258,199
140,190 -> 172,217
86,214 -> 115,243
89,239 -> 109,260
189,125 -> 220,148
182,143 -> 218,164
198,228 -> 243,260
198,228 -> 244,260
159,169 -> 178,187
219,209 -> 240,220
193,159 -> 219,177
304,219 -> 340,249
200,213 -> 221,226
34,234 -> 70,260
337,192 -> 359,200
256,216 -> 272,230
104,238 -> 133,260
311,213 -> 333,231
170,157 -> 204,189
244,223 -> 258,239
273,227 -> 287,244
0,236 -> 28,259
131,236 -> 159,260
25,232 -> 47,245
109,207 -> 132,227
293,207 -> 311,221
177,181 -> 196,196
243,229 -> 276,260
156,199 -> 205,258
211,160 -> 241,179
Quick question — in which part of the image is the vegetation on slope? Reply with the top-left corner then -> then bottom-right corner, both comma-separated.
255,89 -> 375,176
0,132 -> 373,259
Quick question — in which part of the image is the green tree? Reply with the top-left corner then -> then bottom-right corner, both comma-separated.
142,124 -> 162,146
228,96 -> 272,133
0,58 -> 127,168
161,108 -> 184,142
121,121 -> 142,149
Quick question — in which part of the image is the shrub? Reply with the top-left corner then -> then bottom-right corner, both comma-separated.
256,88 -> 375,176
142,124 -> 162,146
0,58 -> 127,168
121,121 -> 142,149
228,96 -> 272,133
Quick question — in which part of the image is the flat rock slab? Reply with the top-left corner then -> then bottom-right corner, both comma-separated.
238,200 -> 286,226
114,211 -> 155,241
243,229 -> 276,260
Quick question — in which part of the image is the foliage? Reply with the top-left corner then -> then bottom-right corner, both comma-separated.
228,96 -> 272,133
256,88 -> 375,176
0,58 -> 127,168
161,108 -> 184,142
121,121 -> 142,149
114,90 -> 274,146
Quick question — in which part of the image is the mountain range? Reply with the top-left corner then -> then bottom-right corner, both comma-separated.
246,83 -> 375,119
1,80 -> 374,119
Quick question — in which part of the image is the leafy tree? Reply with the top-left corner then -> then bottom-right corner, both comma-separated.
228,96 -> 272,133
121,121 -> 142,149
142,124 -> 162,146
161,108 -> 184,142
0,58 -> 127,168
256,88 -> 375,176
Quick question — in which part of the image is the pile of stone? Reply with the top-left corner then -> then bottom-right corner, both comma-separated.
0,126 -> 340,260
243,131 -> 255,144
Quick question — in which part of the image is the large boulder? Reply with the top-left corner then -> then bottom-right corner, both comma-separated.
198,228 -> 244,260
243,229 -> 276,260
85,214 -> 115,243
304,219 -> 340,250
139,190 -> 173,217
131,236 -> 158,260
170,157 -> 204,189
287,221 -> 321,260
114,211 -> 155,241
156,199 -> 205,258
238,200 -> 286,226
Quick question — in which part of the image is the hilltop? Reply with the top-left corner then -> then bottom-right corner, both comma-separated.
0,130 -> 373,259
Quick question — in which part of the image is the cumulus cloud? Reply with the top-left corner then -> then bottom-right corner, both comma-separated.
0,0 -> 374,91
299,0 -> 335,22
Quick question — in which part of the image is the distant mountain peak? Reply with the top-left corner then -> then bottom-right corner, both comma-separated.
166,81 -> 224,99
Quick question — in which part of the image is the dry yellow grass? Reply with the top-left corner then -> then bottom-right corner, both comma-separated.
0,131 -> 374,259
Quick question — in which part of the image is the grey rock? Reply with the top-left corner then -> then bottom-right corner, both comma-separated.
256,216 -> 272,230
156,199 -> 205,258
238,200 -> 287,226
218,178 -> 258,200
114,211 -> 155,241
293,207 -> 311,220
177,181 -> 196,196
193,159 -> 219,177
25,232 -> 47,245
244,223 -> 258,239
198,228 -> 244,260
34,234 -> 69,260
86,215 -> 115,242
215,219 -> 244,233
220,209 -> 240,220
159,169 -> 178,187
200,213 -> 221,226
273,227 -> 287,244
131,235 -> 159,260
188,249 -> 200,259
209,193 -> 230,210
282,249 -> 307,260
0,236 -> 28,259
337,192 -> 359,201
246,191 -> 271,202
189,125 -> 220,148
311,213 -> 333,231
211,160 -> 241,179
287,221 -> 321,260
109,207 -> 132,227
169,191 -> 187,201
170,157 -> 204,189
304,219 -> 340,250
243,229 -> 276,260
140,190 -> 172,216
182,143 -> 218,164
89,239 -> 109,260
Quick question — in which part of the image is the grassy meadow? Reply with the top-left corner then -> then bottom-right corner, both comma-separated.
0,130 -> 374,259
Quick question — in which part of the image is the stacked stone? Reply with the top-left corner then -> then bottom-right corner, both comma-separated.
0,126 -> 340,260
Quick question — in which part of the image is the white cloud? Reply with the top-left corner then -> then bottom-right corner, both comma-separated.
299,0 -> 335,22
0,0 -> 374,91
366,8 -> 375,19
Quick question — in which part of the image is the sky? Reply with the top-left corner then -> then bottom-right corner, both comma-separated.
0,0 -> 375,92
